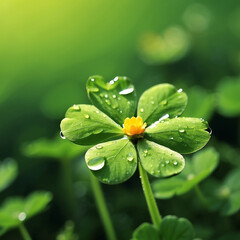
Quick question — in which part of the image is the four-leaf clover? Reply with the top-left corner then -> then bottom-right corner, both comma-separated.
60,76 -> 211,184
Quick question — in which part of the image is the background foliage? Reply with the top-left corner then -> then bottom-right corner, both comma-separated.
0,0 -> 240,239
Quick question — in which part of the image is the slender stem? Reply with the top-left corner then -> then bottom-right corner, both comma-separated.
138,162 -> 162,229
194,185 -> 209,208
89,173 -> 117,240
60,159 -> 77,217
18,223 -> 32,240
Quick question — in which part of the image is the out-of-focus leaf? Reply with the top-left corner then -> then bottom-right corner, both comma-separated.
22,136 -> 89,161
87,75 -> 137,125
137,83 -> 187,126
146,117 -> 211,154
152,148 -> 219,199
0,159 -> 18,192
218,169 -> 240,215
138,139 -> 185,178
60,104 -> 123,145
85,139 -> 137,184
217,232 -> 240,240
159,215 -> 195,240
182,86 -> 215,121
217,76 -> 240,117
138,26 -> 190,65
56,221 -> 79,240
131,223 -> 159,240
0,191 -> 52,229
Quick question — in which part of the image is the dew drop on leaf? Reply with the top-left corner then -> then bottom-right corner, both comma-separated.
112,94 -> 117,98
162,99 -> 168,105
96,145 -> 103,149
60,131 -> 66,139
179,129 -> 185,133
87,157 -> 105,171
84,114 -> 90,119
127,154 -> 134,161
18,212 -> 27,221
140,108 -> 144,112
173,161 -> 178,165
73,105 -> 81,110
206,127 -> 212,135
119,87 -> 134,95
177,88 -> 183,93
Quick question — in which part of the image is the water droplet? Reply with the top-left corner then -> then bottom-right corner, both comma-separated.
87,157 -> 105,171
60,131 -> 66,139
144,150 -> 148,154
18,212 -> 26,221
170,137 -> 174,140
91,78 -> 95,82
119,87 -> 134,95
113,76 -> 119,82
84,114 -> 90,119
179,129 -> 185,133
105,99 -> 111,105
96,145 -> 103,149
173,161 -> 178,165
120,110 -> 123,113
105,94 -> 108,98
112,102 -> 118,109
112,94 -> 117,98
109,80 -> 115,85
73,105 -> 81,110
162,99 -> 168,105
127,153 -> 134,161
166,160 -> 170,164
161,163 -> 165,167
206,127 -> 212,135
177,88 -> 183,93
140,108 -> 144,112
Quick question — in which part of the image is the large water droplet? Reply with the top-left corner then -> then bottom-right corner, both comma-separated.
206,127 -> 212,135
105,94 -> 108,98
96,145 -> 103,149
140,108 -> 144,112
119,87 -> 134,95
87,157 -> 105,171
18,212 -> 27,221
173,161 -> 178,166
112,94 -> 117,98
179,129 -> 185,133
91,78 -> 95,82
84,114 -> 90,119
60,131 -> 66,139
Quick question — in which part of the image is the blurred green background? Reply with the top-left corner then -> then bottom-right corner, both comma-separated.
1,0 -> 240,239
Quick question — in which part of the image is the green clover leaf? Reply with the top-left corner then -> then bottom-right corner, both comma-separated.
152,147 -> 219,199
131,215 -> 195,240
60,76 -> 211,184
0,191 -> 52,230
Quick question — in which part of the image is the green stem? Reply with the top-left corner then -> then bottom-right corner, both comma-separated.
60,159 -> 77,217
18,223 -> 32,240
194,184 -> 209,208
138,162 -> 162,229
89,173 -> 117,240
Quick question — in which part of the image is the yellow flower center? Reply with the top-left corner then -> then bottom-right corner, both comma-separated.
123,116 -> 147,137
